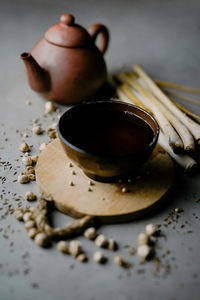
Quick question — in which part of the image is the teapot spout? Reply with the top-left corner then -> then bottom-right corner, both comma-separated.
20,52 -> 50,93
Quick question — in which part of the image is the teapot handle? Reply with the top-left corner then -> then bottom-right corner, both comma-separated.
87,24 -> 109,55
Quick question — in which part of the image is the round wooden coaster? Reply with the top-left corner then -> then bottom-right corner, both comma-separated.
36,139 -> 174,223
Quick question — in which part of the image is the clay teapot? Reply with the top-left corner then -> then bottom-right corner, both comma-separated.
20,14 -> 109,104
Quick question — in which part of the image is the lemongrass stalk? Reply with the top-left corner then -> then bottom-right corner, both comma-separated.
123,73 -> 194,152
155,79 -> 200,96
158,131 -> 198,174
164,90 -> 200,107
112,76 -> 151,112
170,98 -> 200,124
133,65 -> 200,143
120,74 -> 183,152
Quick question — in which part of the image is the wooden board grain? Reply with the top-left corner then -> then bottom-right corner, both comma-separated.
36,139 -> 174,223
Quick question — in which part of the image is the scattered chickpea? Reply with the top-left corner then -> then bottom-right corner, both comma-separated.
69,181 -> 74,187
25,191 -> 37,201
28,228 -> 38,239
51,123 -> 57,130
72,170 -> 76,175
108,238 -> 117,251
34,233 -> 49,247
145,224 -> 157,236
69,240 -> 82,257
19,142 -> 29,152
114,255 -> 123,267
29,207 -> 36,213
39,143 -> 48,152
68,162 -> 73,167
93,251 -> 105,264
31,155 -> 38,164
28,174 -> 36,181
138,232 -> 149,245
23,212 -> 32,222
18,174 -> 29,184
45,101 -> 56,113
174,208 -> 180,213
14,208 -> 24,221
24,220 -> 35,230
77,253 -> 87,262
137,245 -> 152,259
25,166 -> 35,175
95,234 -> 107,248
47,128 -> 57,139
22,155 -> 32,166
88,187 -> 93,192
32,125 -> 42,135
84,227 -> 97,240
57,241 -> 70,254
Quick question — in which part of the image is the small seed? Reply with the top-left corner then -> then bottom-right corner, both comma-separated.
114,255 -> 123,267
145,224 -> 157,236
95,234 -> 107,248
19,142 -> 29,152
88,180 -> 95,186
68,162 -> 73,167
24,220 -> 35,230
69,240 -> 81,257
121,187 -> 128,193
18,174 -> 29,184
137,245 -> 152,259
14,209 -> 24,221
93,251 -> 105,264
77,253 -> 87,262
174,208 -> 180,213
39,143 -> 48,152
138,232 -> 149,245
25,166 -> 35,175
23,212 -> 32,222
28,228 -> 38,239
45,101 -> 56,113
32,125 -> 42,135
25,192 -> 37,201
34,233 -> 49,247
22,156 -> 32,166
72,170 -> 76,175
69,181 -> 74,186
88,187 -> 93,192
57,241 -> 69,254
84,227 -> 97,240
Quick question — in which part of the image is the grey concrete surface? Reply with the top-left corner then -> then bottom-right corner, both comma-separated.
1,0 -> 200,299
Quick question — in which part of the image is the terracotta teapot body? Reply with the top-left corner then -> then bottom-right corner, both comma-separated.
21,14 -> 109,104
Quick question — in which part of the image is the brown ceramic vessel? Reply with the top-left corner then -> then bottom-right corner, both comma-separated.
20,14 -> 109,104
58,101 -> 159,182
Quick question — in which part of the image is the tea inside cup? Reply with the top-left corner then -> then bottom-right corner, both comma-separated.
58,101 -> 159,182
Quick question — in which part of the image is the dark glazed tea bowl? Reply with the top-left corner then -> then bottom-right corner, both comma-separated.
58,101 -> 159,182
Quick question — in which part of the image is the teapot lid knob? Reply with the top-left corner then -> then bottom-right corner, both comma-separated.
60,14 -> 75,26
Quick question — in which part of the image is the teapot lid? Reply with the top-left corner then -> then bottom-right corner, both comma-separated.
44,14 -> 92,47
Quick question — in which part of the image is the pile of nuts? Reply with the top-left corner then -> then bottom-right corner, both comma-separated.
137,224 -> 158,260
